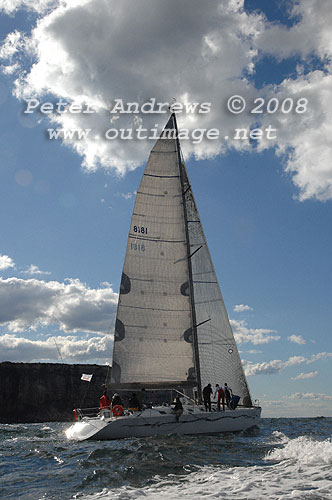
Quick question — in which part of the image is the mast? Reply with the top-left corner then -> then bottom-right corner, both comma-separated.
172,113 -> 202,402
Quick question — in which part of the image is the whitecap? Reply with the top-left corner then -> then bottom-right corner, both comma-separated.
266,436 -> 332,466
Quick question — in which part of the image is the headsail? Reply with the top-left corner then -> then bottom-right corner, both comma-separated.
111,116 -> 195,387
180,163 -> 252,406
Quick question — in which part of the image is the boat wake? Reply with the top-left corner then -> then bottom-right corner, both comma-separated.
78,434 -> 332,500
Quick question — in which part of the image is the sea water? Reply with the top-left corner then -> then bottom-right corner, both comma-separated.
1,418 -> 331,499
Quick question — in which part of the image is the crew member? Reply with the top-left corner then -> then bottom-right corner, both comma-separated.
111,393 -> 123,407
111,393 -> 124,417
128,393 -> 141,411
217,386 -> 225,411
202,383 -> 212,412
172,396 -> 183,422
99,390 -> 111,409
224,383 -> 232,409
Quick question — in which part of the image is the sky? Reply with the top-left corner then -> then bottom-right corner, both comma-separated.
0,0 -> 331,418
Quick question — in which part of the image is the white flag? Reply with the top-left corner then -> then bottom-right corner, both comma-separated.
81,373 -> 93,382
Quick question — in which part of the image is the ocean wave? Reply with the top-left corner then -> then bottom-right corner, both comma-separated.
266,435 -> 332,466
76,435 -> 332,500
76,460 -> 332,500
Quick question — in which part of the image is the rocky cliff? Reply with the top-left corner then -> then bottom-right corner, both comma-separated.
0,362 -> 110,423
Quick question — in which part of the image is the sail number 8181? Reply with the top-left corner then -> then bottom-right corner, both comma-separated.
133,225 -> 148,234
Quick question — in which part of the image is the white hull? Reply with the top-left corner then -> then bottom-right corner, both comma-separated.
65,405 -> 261,441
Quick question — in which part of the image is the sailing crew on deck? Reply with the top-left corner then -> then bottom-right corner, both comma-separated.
128,393 -> 141,411
224,383 -> 232,409
99,391 -> 111,409
111,393 -> 123,407
137,388 -> 146,409
202,383 -> 213,412
172,396 -> 183,422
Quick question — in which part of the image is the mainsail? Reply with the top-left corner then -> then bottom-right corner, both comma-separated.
111,114 -> 252,406
111,116 -> 194,387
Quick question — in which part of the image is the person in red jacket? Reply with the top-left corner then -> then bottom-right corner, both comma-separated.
99,391 -> 111,409
217,386 -> 225,411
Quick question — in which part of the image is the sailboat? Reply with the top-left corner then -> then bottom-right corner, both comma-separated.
65,113 -> 261,441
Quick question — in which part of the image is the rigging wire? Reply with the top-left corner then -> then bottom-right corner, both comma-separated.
53,339 -> 64,363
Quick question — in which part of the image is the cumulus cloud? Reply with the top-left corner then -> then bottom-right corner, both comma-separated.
288,392 -> 332,401
0,30 -> 25,61
1,0 -> 332,200
0,276 -> 118,334
262,395 -> 332,417
284,355 -> 307,367
288,334 -> 306,345
244,351 -> 332,376
307,352 -> 332,363
291,371 -> 319,380
258,69 -> 332,201
233,304 -> 253,312
230,318 -> 280,345
249,0 -> 332,201
244,359 -> 283,376
0,0 -> 58,15
0,254 -> 15,271
0,0 -> 262,174
255,0 -> 332,61
0,332 -> 111,363
119,191 -> 137,200
22,264 -> 51,275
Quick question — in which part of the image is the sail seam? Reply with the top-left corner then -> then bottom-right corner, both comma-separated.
128,277 -> 188,284
195,298 -> 222,305
193,280 -> 218,284
133,212 -> 182,219
119,304 -> 188,312
122,325 -> 191,331
198,340 -> 236,344
119,324 -> 147,329
144,174 -> 180,178
137,191 -> 165,197
128,235 -> 185,243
